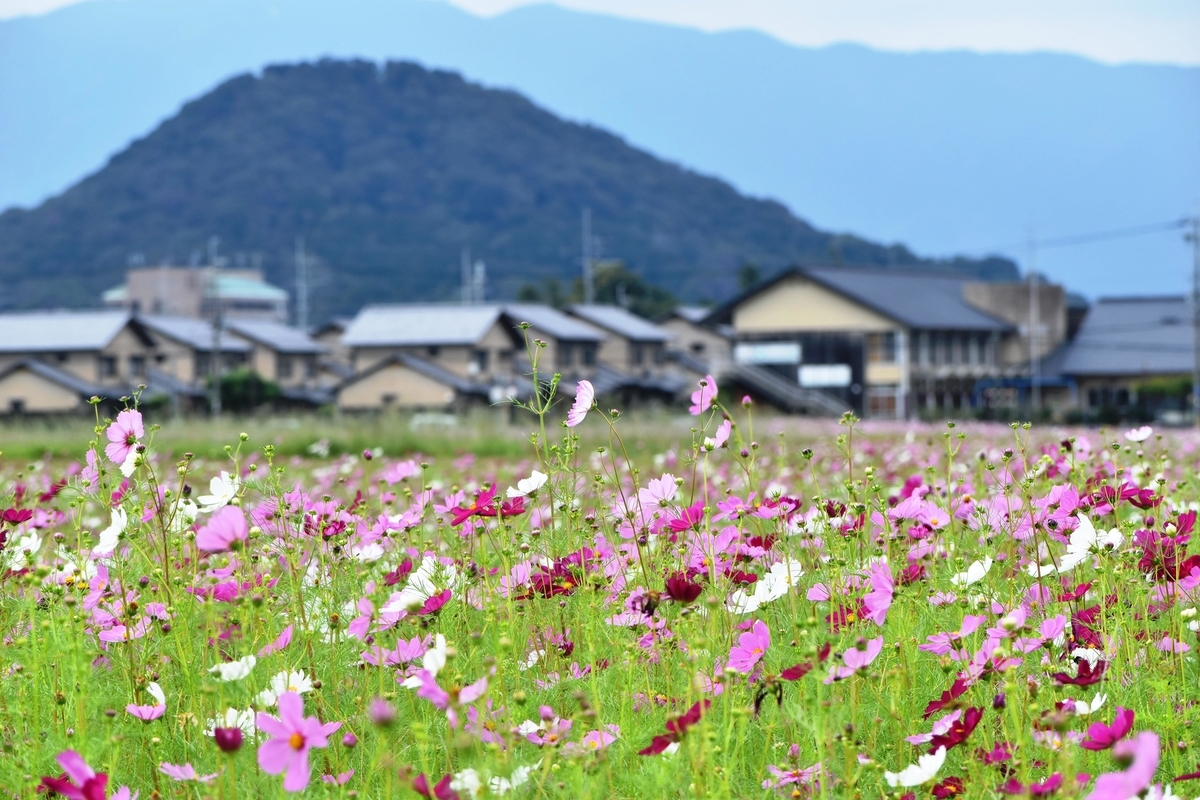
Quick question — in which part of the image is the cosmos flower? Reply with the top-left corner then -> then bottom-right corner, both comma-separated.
126,682 -> 166,722
195,505 -> 249,553
1080,707 -> 1135,751
884,746 -> 947,788
566,380 -> 594,427
159,762 -> 218,783
40,750 -> 137,800
256,692 -> 341,793
197,471 -> 240,513
689,374 -> 717,415
507,470 -> 548,498
727,619 -> 770,674
104,409 -> 143,466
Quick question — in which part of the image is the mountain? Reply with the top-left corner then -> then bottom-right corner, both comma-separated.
0,59 -> 1016,316
1,1 -> 1197,297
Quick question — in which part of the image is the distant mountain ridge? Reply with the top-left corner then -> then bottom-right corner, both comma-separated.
0,59 -> 1016,318
0,0 -> 1196,297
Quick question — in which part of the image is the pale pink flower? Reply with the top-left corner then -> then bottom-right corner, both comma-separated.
195,505 -> 249,553
862,561 -> 895,626
159,762 -> 218,783
825,636 -> 884,683
1086,732 -> 1159,800
566,380 -> 594,428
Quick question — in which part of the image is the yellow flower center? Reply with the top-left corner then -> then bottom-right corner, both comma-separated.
289,732 -> 305,750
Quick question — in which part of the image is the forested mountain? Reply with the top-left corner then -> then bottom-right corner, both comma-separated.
0,59 -> 1016,316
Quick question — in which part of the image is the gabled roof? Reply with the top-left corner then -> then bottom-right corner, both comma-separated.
504,304 -> 604,342
0,358 -> 113,397
225,320 -> 327,354
0,310 -> 135,353
706,266 -> 1013,332
140,316 -> 253,352
1059,296 -> 1192,377
338,352 -> 483,395
672,306 -> 713,324
567,304 -> 671,342
343,305 -> 505,347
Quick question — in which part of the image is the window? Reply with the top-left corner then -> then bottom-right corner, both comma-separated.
866,332 -> 897,363
734,341 -> 801,365
867,386 -> 898,417
558,345 -> 574,368
98,356 -> 117,379
129,355 -> 146,378
473,349 -> 489,372
690,342 -> 706,355
55,352 -> 68,363
654,345 -> 665,365
9,399 -> 25,414
582,346 -> 596,366
798,364 -> 852,388
277,356 -> 294,380
950,335 -> 963,365
968,336 -> 981,366
426,346 -> 440,357
634,344 -> 645,365
305,357 -> 316,378
381,393 -> 397,406
917,333 -> 931,365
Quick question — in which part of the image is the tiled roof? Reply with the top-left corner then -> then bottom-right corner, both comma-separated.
0,310 -> 133,353
568,305 -> 671,342
140,316 -> 253,352
343,305 -> 504,347
1059,296 -> 1192,377
0,358 -> 113,397
225,320 -> 327,354
504,304 -> 604,342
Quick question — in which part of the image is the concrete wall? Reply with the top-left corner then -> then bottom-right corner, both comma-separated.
963,281 -> 1066,366
0,367 -> 84,413
337,363 -> 457,410
733,275 -> 896,333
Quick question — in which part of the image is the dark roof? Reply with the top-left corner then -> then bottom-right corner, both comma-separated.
504,304 -> 604,342
140,316 -> 253,352
225,320 -> 327,354
705,266 -> 1013,332
1059,296 -> 1192,377
343,305 -> 504,347
567,305 -> 671,342
338,353 -> 484,396
143,367 -> 205,398
0,358 -> 114,398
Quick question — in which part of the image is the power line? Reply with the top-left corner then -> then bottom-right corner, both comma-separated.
981,218 -> 1188,255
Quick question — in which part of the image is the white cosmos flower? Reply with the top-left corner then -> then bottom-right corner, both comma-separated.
256,669 -> 314,707
120,448 -> 140,478
725,559 -> 804,614
423,634 -> 449,677
197,471 -> 240,514
950,557 -> 993,587
1072,693 -> 1107,715
205,707 -> 255,737
450,768 -> 483,798
208,655 -> 257,682
507,470 -> 548,499
170,498 -> 199,533
1058,516 -> 1123,573
350,541 -> 384,562
93,507 -> 127,557
1124,425 -> 1153,443
145,681 -> 166,706
884,746 -> 947,788
489,763 -> 538,795
380,557 -> 456,614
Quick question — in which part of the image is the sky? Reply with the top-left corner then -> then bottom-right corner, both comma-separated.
5,0 -> 1198,66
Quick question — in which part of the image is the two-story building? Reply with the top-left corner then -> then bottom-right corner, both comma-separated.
704,266 -> 1063,418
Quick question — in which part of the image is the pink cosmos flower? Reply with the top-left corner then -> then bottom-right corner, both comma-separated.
727,619 -> 770,674
862,561 -> 895,626
825,636 -> 885,683
258,625 -> 294,658
704,418 -> 732,449
566,380 -> 594,427
1087,732 -> 1159,800
40,750 -> 136,800
256,691 -> 342,792
689,374 -> 717,415
104,409 -> 144,465
159,762 -> 218,783
195,506 -> 249,553
562,724 -> 621,755
1081,707 -> 1135,751
126,682 -> 166,722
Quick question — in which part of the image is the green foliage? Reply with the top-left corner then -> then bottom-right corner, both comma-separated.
0,59 -> 1018,316
213,368 -> 282,413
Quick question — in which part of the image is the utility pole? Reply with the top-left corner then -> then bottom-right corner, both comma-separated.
295,237 -> 309,329
582,207 -> 595,305
1188,217 -> 1200,427
1027,234 -> 1041,416
461,248 -> 473,304
208,273 -> 223,416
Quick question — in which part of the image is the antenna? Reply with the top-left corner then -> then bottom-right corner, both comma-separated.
208,235 -> 221,267
473,260 -> 486,304
461,248 -> 472,304
582,207 -> 595,305
295,237 -> 309,329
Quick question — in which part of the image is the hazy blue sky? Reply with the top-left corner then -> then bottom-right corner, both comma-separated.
3,0 -> 1199,65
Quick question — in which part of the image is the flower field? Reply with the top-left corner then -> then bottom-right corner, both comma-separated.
4,375 -> 1200,798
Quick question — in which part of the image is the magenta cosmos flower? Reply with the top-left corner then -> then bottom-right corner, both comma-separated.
104,409 -> 144,465
40,750 -> 136,800
689,374 -> 717,415
256,691 -> 342,792
566,380 -> 594,427
1081,707 -> 1135,751
195,505 -> 249,553
727,619 -> 770,674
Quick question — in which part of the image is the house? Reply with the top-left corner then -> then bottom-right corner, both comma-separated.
704,266 -> 1063,418
0,310 -> 156,413
224,320 -> 328,393
103,265 -> 290,322
1057,296 -> 1192,417
138,316 -> 254,390
657,306 -> 732,370
566,304 -> 671,376
337,353 -> 486,412
504,303 -> 605,383
0,359 -> 114,415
